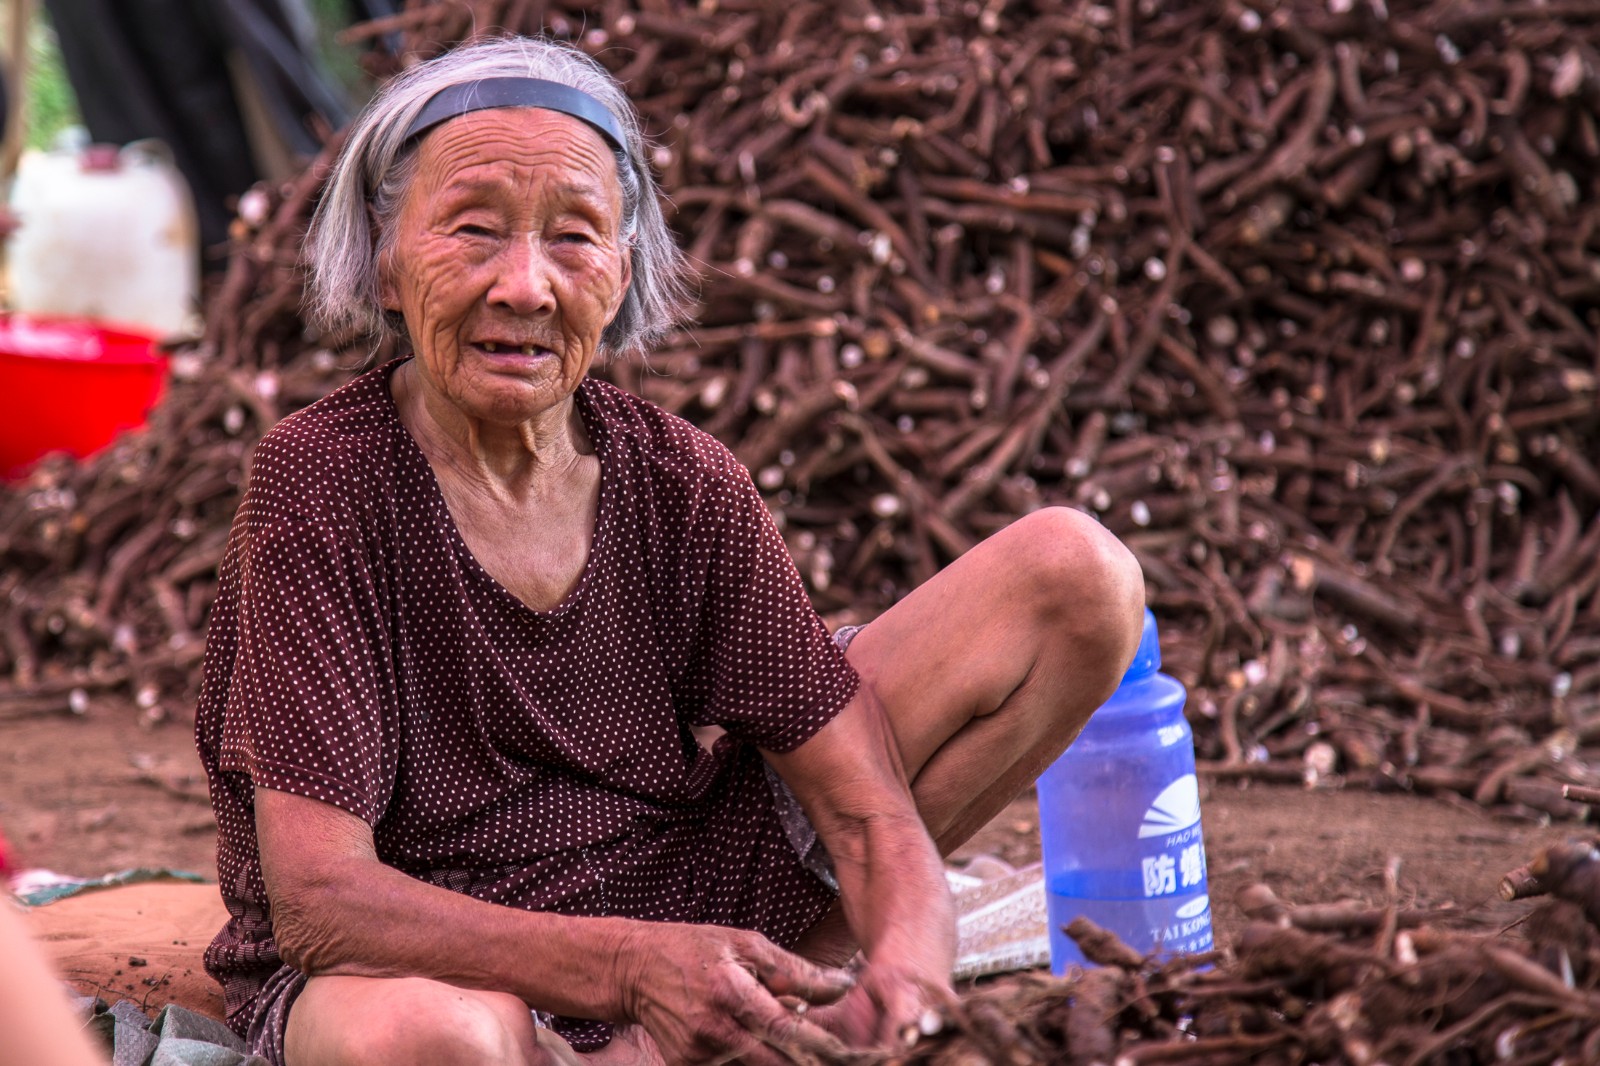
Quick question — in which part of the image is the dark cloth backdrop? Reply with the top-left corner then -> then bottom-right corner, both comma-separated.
42,0 -> 382,257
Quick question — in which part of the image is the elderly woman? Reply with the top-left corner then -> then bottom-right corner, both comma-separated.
195,34 -> 1145,1066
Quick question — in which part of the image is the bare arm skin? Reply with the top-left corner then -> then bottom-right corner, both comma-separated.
761,682 -> 958,1048
0,904 -> 107,1066
254,787 -> 854,1065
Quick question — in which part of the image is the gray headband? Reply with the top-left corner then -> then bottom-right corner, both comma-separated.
403,77 -> 627,151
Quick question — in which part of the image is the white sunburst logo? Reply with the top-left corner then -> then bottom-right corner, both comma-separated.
1137,775 -> 1202,838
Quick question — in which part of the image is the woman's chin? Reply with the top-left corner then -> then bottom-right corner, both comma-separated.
457,374 -> 576,427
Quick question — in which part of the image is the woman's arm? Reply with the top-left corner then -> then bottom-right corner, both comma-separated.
760,683 -> 958,1048
254,786 -> 854,1063
0,904 -> 107,1066
257,785 -> 620,1011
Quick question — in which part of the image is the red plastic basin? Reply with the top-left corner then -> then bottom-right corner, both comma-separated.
0,314 -> 169,480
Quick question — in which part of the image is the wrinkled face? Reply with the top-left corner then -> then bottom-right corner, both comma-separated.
378,107 -> 631,426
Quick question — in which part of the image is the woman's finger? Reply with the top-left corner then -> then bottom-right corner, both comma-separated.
726,992 -> 855,1063
715,957 -> 854,1060
862,968 -> 943,1048
748,944 -> 855,1005
717,1041 -> 795,1066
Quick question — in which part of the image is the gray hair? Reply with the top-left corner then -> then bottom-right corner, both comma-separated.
305,36 -> 692,355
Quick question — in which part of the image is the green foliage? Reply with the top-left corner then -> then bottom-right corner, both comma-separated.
23,14 -> 81,151
307,0 -> 374,106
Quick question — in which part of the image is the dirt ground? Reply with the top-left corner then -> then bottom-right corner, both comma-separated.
3,696 -> 1579,959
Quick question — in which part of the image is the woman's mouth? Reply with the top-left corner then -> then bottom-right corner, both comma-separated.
475,341 -> 553,358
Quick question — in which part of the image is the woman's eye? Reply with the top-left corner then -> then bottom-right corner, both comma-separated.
453,223 -> 494,237
556,231 -> 594,245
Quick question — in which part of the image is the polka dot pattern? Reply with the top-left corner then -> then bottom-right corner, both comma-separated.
194,359 -> 859,1051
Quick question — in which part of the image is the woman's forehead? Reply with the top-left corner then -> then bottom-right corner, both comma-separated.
412,108 -> 621,199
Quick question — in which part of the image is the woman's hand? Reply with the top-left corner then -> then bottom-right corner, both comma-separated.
615,922 -> 856,1065
806,959 -> 953,1052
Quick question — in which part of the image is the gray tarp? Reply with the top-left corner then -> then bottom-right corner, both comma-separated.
75,999 -> 267,1066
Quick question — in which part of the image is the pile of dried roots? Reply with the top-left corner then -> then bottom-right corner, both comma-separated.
862,837 -> 1600,1064
1,0 -> 1598,819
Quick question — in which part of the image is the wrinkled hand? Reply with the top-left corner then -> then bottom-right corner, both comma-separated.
806,960 -> 954,1053
618,922 -> 856,1065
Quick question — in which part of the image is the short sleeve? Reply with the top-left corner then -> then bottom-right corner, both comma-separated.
217,505 -> 398,825
691,467 -> 860,752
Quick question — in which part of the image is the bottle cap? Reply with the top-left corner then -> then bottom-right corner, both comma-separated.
1121,608 -> 1161,683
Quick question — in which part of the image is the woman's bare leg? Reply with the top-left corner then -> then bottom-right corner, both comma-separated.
795,507 -> 1145,963
284,975 -> 560,1066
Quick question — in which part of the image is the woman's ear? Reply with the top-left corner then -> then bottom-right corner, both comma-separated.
377,254 -> 400,311
607,246 -> 634,323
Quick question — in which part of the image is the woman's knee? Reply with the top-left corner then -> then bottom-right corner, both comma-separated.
303,978 -> 544,1066
1001,507 -> 1145,647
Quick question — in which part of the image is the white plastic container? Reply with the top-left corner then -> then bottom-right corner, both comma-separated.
5,136 -> 200,339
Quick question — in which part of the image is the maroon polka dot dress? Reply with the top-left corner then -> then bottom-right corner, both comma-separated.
194,360 -> 860,1054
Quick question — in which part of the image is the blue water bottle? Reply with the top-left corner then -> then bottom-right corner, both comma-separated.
1036,608 -> 1213,973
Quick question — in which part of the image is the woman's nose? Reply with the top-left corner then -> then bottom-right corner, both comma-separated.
487,236 -> 557,314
